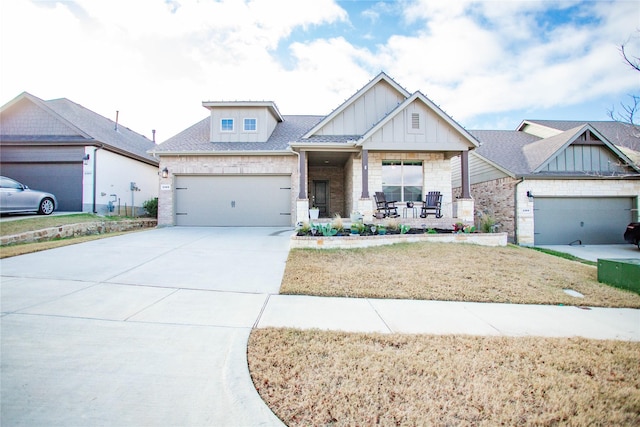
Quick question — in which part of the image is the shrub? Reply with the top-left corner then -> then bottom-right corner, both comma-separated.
142,197 -> 158,218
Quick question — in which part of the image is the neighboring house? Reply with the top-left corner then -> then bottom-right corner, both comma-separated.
150,72 -> 479,227
0,92 -> 159,214
452,120 -> 640,245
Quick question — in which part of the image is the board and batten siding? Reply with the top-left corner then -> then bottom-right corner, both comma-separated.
208,106 -> 278,143
314,80 -> 405,136
451,152 -> 509,188
542,145 -> 629,174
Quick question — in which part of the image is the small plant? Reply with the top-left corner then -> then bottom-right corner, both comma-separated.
377,224 -> 387,235
463,225 -> 476,233
479,212 -> 497,233
331,214 -> 344,233
453,222 -> 465,232
399,224 -> 411,234
320,223 -> 338,236
384,217 -> 400,232
350,222 -> 364,234
297,221 -> 311,235
427,228 -> 437,234
142,197 -> 158,218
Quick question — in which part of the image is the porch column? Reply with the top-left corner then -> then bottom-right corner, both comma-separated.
461,150 -> 471,199
361,149 -> 369,198
298,150 -> 307,199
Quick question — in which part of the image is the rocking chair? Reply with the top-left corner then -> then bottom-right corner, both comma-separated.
374,192 -> 399,218
420,191 -> 443,218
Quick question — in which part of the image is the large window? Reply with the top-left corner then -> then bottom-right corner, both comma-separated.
382,160 -> 423,202
221,118 -> 234,132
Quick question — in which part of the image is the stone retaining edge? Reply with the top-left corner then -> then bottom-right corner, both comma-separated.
291,232 -> 508,249
1,219 -> 157,246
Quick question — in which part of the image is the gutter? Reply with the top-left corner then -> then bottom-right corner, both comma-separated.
92,144 -> 103,213
513,177 -> 525,245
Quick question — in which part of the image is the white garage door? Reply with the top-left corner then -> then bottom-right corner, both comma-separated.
534,197 -> 634,245
175,175 -> 292,226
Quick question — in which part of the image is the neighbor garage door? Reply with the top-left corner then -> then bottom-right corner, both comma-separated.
534,197 -> 633,245
175,175 -> 291,226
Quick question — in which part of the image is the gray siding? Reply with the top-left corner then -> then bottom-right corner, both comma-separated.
542,145 -> 628,173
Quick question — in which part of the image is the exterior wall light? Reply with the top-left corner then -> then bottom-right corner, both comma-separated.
161,167 -> 169,178
83,154 -> 90,165
526,190 -> 534,202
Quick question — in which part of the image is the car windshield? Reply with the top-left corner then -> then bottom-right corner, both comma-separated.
0,177 -> 24,189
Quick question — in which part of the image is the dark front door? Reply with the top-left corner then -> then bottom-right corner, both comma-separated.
313,180 -> 329,217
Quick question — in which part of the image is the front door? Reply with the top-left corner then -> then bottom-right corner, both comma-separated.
313,180 -> 329,217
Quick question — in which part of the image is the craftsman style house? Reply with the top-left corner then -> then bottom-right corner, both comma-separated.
151,72 -> 478,227
452,120 -> 640,245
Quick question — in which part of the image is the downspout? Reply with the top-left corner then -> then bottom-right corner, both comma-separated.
92,144 -> 103,213
513,177 -> 524,244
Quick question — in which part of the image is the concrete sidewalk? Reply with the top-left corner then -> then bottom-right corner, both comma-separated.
256,295 -> 640,341
1,227 -> 639,426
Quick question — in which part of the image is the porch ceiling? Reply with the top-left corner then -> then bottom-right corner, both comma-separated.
307,151 -> 353,167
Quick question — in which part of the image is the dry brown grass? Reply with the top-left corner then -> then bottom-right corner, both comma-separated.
0,232 -> 134,258
248,328 -> 640,426
281,243 -> 640,307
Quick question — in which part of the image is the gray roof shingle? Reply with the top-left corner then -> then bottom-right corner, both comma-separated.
469,130 -> 540,175
152,115 -> 326,153
525,120 -> 640,151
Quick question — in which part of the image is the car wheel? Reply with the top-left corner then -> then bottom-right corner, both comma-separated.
38,198 -> 55,215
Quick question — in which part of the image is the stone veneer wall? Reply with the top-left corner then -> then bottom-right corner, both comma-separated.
454,177 -> 518,240
157,155 -> 298,226
1,219 -> 157,246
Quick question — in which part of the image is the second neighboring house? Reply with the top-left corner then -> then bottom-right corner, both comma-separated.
453,120 -> 640,245
0,92 -> 159,215
150,72 -> 479,227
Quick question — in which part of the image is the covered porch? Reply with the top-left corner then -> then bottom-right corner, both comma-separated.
293,147 -> 474,226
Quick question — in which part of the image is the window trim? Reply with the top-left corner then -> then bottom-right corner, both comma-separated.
220,118 -> 234,132
382,160 -> 423,202
243,118 -> 257,132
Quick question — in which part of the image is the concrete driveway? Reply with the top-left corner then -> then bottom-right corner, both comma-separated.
1,227 -> 291,426
536,244 -> 640,262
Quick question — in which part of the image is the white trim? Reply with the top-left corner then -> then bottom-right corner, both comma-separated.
243,117 -> 257,133
220,118 -> 234,132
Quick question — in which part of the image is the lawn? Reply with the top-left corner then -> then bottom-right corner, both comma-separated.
248,329 -> 640,426
280,243 -> 640,307
248,241 -> 640,425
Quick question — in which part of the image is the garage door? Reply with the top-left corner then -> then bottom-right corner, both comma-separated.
534,197 -> 634,245
0,163 -> 82,211
175,175 -> 292,226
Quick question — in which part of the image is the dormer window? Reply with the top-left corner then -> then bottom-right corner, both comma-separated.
221,118 -> 234,132
244,118 -> 257,132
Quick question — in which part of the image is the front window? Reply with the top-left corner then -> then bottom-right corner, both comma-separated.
221,118 -> 234,132
382,160 -> 423,202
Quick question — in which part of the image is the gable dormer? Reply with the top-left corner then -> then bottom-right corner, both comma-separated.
202,101 -> 283,143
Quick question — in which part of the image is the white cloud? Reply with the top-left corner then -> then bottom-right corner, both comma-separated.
1,0 -> 638,139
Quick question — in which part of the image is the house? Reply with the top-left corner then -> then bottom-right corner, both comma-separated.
0,92 -> 159,214
452,120 -> 640,245
150,72 -> 479,227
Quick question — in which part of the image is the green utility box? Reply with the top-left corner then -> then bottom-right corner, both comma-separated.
597,258 -> 640,294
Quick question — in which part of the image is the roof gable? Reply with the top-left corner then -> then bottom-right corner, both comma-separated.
359,91 -> 479,150
302,72 -> 410,138
0,92 -> 157,164
525,124 -> 639,173
0,92 -> 91,138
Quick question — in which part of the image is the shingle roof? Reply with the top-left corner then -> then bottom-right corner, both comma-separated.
45,98 -> 158,163
469,130 -> 541,175
1,92 -> 158,164
525,120 -> 640,150
152,115 -> 324,153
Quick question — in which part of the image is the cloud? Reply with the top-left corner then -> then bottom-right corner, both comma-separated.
1,0 -> 638,139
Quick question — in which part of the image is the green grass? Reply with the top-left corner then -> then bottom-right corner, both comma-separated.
530,247 -> 597,266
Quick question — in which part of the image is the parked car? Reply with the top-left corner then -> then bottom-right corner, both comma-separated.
624,222 -> 640,250
0,176 -> 57,215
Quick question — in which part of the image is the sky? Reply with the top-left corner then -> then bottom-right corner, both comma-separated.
1,0 -> 639,142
